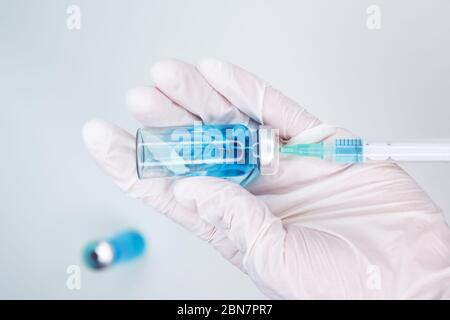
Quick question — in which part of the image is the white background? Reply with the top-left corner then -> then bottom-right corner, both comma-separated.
0,0 -> 449,299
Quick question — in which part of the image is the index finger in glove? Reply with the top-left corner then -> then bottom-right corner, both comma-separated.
197,59 -> 322,139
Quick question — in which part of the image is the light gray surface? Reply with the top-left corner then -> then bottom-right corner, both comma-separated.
0,0 -> 449,299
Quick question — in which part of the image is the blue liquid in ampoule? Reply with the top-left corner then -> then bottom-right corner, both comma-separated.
136,124 -> 262,186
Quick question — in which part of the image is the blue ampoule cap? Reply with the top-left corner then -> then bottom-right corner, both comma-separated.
83,230 -> 146,270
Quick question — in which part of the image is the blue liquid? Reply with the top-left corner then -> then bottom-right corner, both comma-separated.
334,138 -> 364,163
137,124 -> 260,186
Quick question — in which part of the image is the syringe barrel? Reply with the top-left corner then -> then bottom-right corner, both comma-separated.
364,141 -> 450,162
325,138 -> 364,163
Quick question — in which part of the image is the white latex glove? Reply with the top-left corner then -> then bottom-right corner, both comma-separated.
83,59 -> 450,299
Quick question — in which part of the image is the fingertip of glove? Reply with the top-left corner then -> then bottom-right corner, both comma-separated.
126,86 -> 148,109
151,59 -> 186,89
82,119 -> 112,150
197,58 -> 222,70
126,86 -> 158,118
197,58 -> 227,78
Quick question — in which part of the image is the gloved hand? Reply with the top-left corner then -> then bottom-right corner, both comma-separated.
83,59 -> 450,299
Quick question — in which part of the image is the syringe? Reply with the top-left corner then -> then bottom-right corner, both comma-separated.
280,138 -> 450,163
